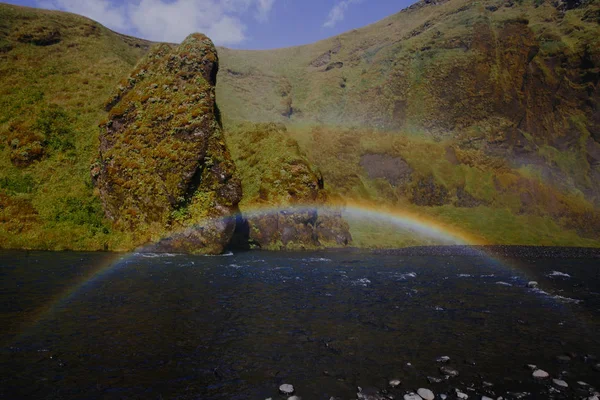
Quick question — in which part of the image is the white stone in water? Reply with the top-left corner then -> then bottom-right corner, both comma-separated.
588,396 -> 599,400
482,397 -> 494,400
404,393 -> 423,400
526,281 -> 538,288
455,390 -> 468,399
532,369 -> 549,378
389,379 -> 402,387
577,381 -> 589,386
552,379 -> 568,388
279,384 -> 295,395
288,397 -> 301,400
436,356 -> 450,363
417,388 -> 435,400
440,395 -> 447,400
526,364 -> 537,370
439,366 -> 459,377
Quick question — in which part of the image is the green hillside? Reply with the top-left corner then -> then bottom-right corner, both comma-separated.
0,0 -> 599,251
0,3 -> 151,250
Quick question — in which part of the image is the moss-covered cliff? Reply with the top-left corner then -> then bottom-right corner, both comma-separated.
96,34 -> 242,254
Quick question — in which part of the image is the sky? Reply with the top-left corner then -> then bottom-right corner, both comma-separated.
5,0 -> 417,49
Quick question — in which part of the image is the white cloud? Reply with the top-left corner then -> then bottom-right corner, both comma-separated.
256,0 -> 275,22
37,0 -> 128,31
323,0 -> 362,28
36,0 -> 276,46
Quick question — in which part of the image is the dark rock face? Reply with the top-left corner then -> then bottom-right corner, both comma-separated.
16,25 -> 61,46
360,153 -> 413,186
225,122 -> 352,250
95,33 -> 242,254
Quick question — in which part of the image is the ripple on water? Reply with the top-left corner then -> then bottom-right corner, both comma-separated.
548,271 -> 571,278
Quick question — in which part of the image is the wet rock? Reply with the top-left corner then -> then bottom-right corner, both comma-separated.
532,369 -> 549,378
588,396 -> 599,400
507,393 -> 530,399
279,384 -> 295,395
389,379 -> 402,388
526,364 -> 537,370
288,397 -> 301,400
578,381 -> 590,387
552,379 -> 568,388
482,382 -> 493,387
481,397 -> 494,400
455,390 -> 468,399
526,281 -> 538,288
417,388 -> 434,400
427,376 -> 443,384
439,366 -> 459,377
436,356 -> 450,363
404,392 -> 422,400
593,363 -> 600,371
358,387 -> 386,400
440,395 -> 447,400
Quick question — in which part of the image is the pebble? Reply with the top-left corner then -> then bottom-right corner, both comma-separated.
389,379 -> 402,387
427,376 -> 443,384
526,364 -> 537,370
588,396 -> 599,400
404,393 -> 422,400
440,395 -> 447,400
436,356 -> 450,363
455,390 -> 468,399
417,388 -> 434,400
482,381 -> 493,387
482,397 -> 493,400
532,369 -> 549,379
578,381 -> 589,386
288,397 -> 301,400
526,281 -> 538,288
439,366 -> 459,377
279,384 -> 295,395
552,379 -> 568,388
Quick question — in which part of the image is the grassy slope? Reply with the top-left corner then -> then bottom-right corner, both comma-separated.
0,3 -> 150,250
0,1 -> 598,250
217,0 -> 600,247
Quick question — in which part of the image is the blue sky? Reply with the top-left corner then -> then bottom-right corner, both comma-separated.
5,0 -> 417,49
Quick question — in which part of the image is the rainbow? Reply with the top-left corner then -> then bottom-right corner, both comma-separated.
8,202 -> 501,343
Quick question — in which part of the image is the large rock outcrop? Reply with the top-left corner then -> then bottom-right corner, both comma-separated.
225,122 -> 352,250
94,33 -> 241,254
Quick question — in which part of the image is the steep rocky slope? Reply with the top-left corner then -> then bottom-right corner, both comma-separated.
96,34 -> 242,254
217,0 -> 600,246
225,122 -> 351,250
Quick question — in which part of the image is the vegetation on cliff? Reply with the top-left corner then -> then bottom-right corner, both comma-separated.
96,34 -> 242,254
1,0 -> 599,251
0,4 -> 150,250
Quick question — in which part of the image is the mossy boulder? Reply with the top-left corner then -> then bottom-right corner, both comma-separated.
95,33 -> 242,254
225,122 -> 351,250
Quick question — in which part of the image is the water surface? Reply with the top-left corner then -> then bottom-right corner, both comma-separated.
1,249 -> 599,399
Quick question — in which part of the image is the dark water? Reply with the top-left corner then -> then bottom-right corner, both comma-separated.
1,249 -> 599,399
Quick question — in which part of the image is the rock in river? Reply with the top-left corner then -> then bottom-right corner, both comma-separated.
552,379 -> 568,388
280,384 -> 295,395
389,379 -> 402,388
417,388 -> 435,400
439,366 -> 459,377
404,392 -> 423,400
526,281 -> 538,288
532,369 -> 549,379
